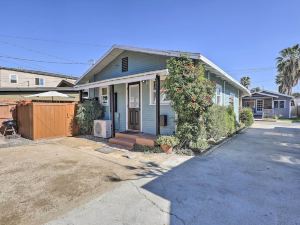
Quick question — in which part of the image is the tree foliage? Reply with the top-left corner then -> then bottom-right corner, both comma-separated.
76,99 -> 103,134
276,44 -> 300,95
240,76 -> 251,89
164,56 -> 215,148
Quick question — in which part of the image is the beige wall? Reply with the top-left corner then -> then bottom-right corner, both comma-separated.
0,69 -> 76,87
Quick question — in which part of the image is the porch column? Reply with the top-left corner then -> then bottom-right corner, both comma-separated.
109,85 -> 115,137
156,75 -> 160,136
79,90 -> 83,103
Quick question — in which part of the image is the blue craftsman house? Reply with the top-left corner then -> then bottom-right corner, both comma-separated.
75,45 -> 250,147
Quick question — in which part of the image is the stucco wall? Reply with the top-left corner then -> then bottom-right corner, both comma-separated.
0,69 -> 76,88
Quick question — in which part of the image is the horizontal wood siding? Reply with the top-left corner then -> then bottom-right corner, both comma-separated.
94,51 -> 168,82
141,81 -> 175,135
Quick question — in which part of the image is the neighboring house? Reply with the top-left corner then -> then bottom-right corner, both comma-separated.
75,45 -> 250,137
242,90 -> 295,118
0,66 -> 77,88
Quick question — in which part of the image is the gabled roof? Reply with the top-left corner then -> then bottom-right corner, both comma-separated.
245,90 -> 294,99
75,45 -> 250,96
261,90 -> 294,98
0,66 -> 78,80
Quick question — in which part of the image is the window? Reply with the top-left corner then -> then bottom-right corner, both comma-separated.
216,84 -> 222,105
122,57 -> 128,72
82,89 -> 89,99
35,78 -> 45,86
10,74 -> 18,83
150,80 -> 170,105
291,100 -> 295,107
274,100 -> 285,109
100,87 -> 108,106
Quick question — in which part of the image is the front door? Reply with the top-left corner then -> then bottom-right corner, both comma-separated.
128,82 -> 140,131
256,99 -> 263,114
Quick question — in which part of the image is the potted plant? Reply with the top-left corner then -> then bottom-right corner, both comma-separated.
156,136 -> 179,154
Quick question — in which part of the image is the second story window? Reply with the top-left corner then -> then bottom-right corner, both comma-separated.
35,78 -> 45,86
122,57 -> 128,72
10,74 -> 18,83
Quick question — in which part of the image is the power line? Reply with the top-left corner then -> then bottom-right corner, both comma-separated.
0,55 -> 91,65
0,40 -> 80,63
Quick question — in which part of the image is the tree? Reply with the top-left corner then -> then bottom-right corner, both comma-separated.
164,57 -> 215,149
250,87 -> 261,93
276,44 -> 300,95
240,76 -> 251,89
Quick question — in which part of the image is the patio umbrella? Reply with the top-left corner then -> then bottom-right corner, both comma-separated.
25,91 -> 71,102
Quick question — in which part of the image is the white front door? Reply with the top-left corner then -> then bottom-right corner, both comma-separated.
256,99 -> 263,114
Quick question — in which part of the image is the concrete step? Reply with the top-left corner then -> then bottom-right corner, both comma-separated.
108,137 -> 136,148
115,132 -> 156,147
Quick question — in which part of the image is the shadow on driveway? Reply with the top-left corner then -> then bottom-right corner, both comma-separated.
143,123 -> 300,225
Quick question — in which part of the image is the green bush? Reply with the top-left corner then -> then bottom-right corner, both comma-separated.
76,99 -> 103,134
205,105 -> 227,141
225,106 -> 237,135
164,56 -> 215,147
132,144 -> 163,153
240,108 -> 254,126
156,135 -> 180,147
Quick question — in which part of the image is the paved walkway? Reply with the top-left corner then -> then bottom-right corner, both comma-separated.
46,121 -> 300,225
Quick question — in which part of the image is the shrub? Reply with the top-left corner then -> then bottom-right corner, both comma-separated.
164,56 -> 215,147
156,135 -> 180,147
240,108 -> 254,126
173,148 -> 194,156
76,99 -> 103,134
225,106 -> 237,135
205,105 -> 227,141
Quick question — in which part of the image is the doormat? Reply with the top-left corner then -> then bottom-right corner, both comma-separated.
95,146 -> 116,154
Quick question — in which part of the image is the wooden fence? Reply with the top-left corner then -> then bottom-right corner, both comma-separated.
0,104 -> 17,132
17,102 -> 78,140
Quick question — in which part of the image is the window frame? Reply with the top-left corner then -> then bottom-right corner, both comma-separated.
10,74 -> 18,84
215,84 -> 223,106
35,77 -> 45,86
149,79 -> 170,105
99,86 -> 109,106
273,100 -> 285,109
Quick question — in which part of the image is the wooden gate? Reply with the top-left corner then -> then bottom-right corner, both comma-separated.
17,102 -> 78,140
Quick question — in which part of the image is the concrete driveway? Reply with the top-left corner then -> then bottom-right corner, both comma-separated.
46,121 -> 300,225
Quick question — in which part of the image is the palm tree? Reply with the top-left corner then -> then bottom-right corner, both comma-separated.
276,44 -> 300,95
240,76 -> 251,89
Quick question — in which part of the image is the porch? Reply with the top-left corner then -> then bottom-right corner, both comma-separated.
242,98 -> 274,118
76,69 -> 175,145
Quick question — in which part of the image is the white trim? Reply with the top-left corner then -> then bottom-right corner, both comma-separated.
9,74 -> 18,84
75,69 -> 168,90
256,99 -> 264,113
223,80 -> 226,106
289,99 -> 292,118
216,83 -> 223,106
125,83 -> 128,130
35,77 -> 45,86
75,45 -> 250,96
149,79 -> 170,105
99,86 -> 109,106
252,91 -> 279,98
140,81 -> 143,132
273,100 -> 286,109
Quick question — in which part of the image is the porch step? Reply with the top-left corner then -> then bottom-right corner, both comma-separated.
108,137 -> 136,148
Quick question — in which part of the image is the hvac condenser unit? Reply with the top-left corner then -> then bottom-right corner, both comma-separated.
93,120 -> 112,138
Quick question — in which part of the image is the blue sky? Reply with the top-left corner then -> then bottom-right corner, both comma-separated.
0,0 -> 299,92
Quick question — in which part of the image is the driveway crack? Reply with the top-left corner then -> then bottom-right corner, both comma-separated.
130,181 -> 186,225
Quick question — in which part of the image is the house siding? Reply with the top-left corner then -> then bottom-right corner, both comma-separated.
94,51 -> 168,82
141,81 -> 175,135
209,73 -> 240,120
86,51 -> 243,134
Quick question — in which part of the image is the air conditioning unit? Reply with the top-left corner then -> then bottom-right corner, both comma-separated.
94,120 -> 112,138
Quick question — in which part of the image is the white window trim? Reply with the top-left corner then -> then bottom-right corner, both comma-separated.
10,74 -> 18,84
215,84 -> 223,106
35,77 -> 45,86
82,89 -> 89,99
149,79 -> 170,105
99,86 -> 109,106
273,100 -> 286,109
